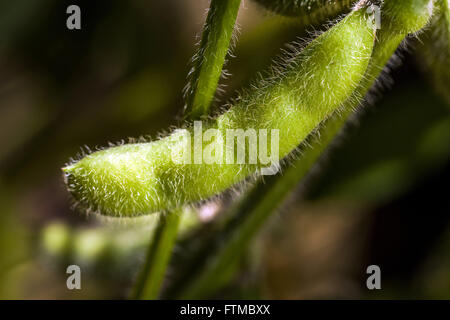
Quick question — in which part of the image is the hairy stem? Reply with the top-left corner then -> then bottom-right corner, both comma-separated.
184,0 -> 242,119
131,209 -> 181,299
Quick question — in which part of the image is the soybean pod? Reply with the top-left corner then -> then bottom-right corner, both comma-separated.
64,3 -> 376,217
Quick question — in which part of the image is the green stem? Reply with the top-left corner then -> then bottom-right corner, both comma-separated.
131,209 -> 181,300
132,0 -> 242,300
184,0 -> 242,119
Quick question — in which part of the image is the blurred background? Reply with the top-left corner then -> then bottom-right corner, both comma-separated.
0,0 -> 449,299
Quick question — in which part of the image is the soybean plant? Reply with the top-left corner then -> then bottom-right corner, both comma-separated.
62,0 -> 446,299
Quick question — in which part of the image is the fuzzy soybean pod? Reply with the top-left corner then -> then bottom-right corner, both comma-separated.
64,5 -> 376,217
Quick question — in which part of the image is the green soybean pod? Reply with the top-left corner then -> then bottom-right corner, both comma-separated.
63,3 -> 376,217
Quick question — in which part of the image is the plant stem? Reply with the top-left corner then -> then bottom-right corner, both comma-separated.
131,0 -> 242,300
131,209 -> 181,300
184,0 -> 241,119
